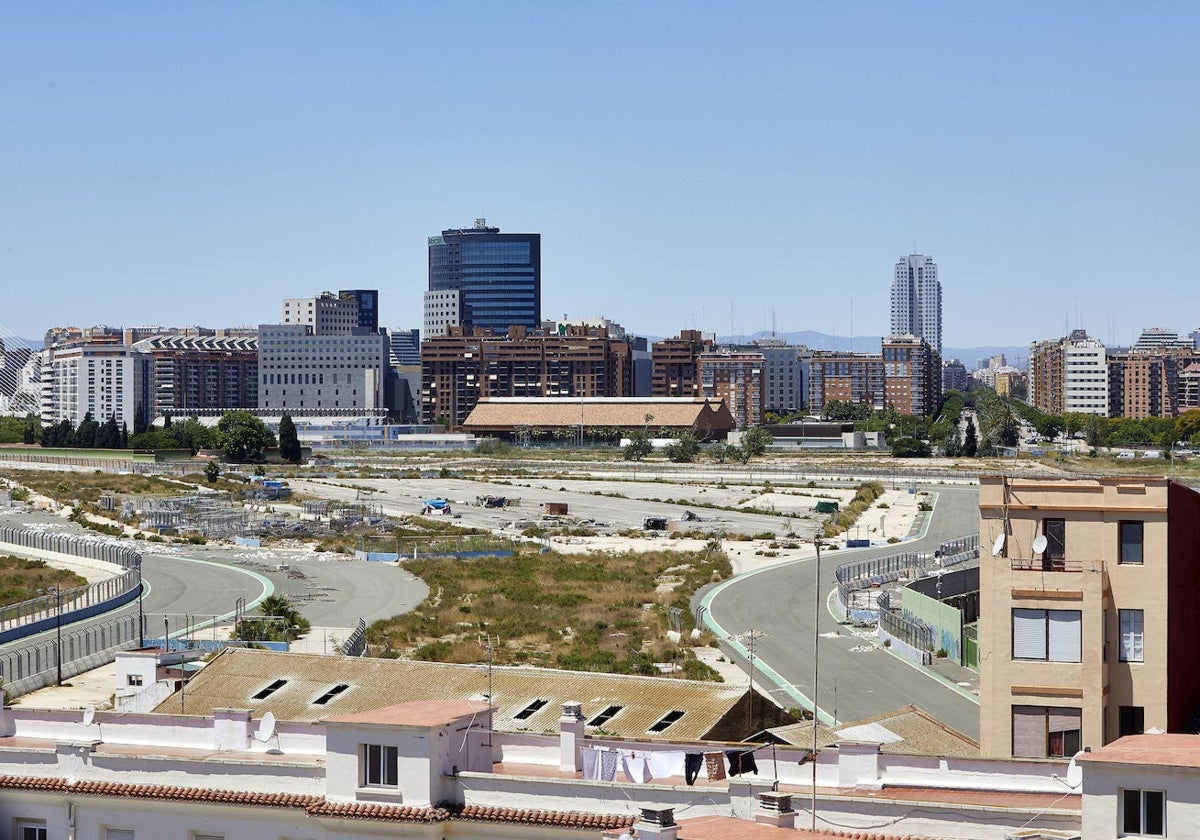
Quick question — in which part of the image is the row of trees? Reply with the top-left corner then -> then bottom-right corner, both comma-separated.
1,410 -> 304,464
622,427 -> 772,463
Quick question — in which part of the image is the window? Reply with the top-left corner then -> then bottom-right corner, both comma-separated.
362,743 -> 398,786
1119,705 -> 1145,737
1121,788 -> 1165,836
1120,610 -> 1145,662
127,673 -> 143,687
1043,518 -> 1066,564
1120,521 -> 1144,564
15,822 -> 46,840
1012,705 -> 1081,758
1012,609 -> 1081,662
105,829 -> 136,840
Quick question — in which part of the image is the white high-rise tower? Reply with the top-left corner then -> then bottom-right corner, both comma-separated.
891,254 -> 942,355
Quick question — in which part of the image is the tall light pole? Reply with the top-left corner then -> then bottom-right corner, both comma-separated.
137,559 -> 145,648
811,538 -> 823,831
38,586 -> 63,685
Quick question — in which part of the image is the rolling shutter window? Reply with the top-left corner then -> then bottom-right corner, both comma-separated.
1012,706 -> 1045,757
1013,609 -> 1047,660
105,831 -> 135,840
1048,611 -> 1082,662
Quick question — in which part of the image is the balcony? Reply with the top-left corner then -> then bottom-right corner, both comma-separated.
1010,557 -> 1083,572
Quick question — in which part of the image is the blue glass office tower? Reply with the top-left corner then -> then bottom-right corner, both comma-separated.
428,219 -> 541,335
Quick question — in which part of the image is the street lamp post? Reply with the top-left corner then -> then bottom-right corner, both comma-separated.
137,560 -> 145,648
38,586 -> 64,685
811,538 -> 823,831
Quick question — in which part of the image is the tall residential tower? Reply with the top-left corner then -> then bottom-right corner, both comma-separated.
891,254 -> 942,355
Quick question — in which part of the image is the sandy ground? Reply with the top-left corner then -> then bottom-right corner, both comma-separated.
9,474 -> 928,710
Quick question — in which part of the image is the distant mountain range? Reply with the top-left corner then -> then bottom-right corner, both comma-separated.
708,331 -> 1029,368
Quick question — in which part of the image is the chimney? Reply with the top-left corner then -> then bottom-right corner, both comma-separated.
559,701 -> 585,771
636,807 -> 680,840
756,791 -> 797,829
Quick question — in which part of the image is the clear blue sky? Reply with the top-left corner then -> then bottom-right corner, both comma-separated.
2,2 -> 1198,349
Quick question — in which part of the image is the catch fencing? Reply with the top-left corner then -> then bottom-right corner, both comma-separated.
0,613 -> 142,696
0,526 -> 145,695
834,535 -> 979,618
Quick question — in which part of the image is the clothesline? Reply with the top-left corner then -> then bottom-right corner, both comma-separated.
579,745 -> 761,785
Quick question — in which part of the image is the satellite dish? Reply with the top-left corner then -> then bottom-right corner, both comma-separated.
991,533 -> 1006,557
256,711 -> 276,741
1032,535 -> 1049,555
82,705 -> 95,727
1065,749 -> 1085,788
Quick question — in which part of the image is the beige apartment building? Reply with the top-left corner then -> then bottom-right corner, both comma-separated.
978,475 -> 1200,759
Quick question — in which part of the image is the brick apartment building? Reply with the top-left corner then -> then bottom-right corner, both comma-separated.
421,325 -> 632,427
978,475 -> 1200,759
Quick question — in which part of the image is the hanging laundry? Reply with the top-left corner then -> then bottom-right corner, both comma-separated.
581,746 -> 600,781
646,750 -> 686,780
599,748 -> 620,782
621,751 -> 651,783
684,752 -> 704,786
725,749 -> 759,776
704,751 -> 727,781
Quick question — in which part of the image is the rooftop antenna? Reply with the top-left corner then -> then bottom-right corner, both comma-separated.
478,634 -> 499,747
253,711 -> 282,754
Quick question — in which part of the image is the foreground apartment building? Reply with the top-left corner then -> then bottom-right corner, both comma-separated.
979,475 -> 1200,760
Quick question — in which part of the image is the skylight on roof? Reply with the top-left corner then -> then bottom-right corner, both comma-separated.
588,705 -> 623,727
313,683 -> 350,705
648,710 -> 685,733
252,679 -> 287,700
513,699 -> 548,720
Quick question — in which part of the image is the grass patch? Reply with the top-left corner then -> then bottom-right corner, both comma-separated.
369,546 -> 731,679
8,470 -> 192,505
822,481 -> 885,538
0,556 -> 87,607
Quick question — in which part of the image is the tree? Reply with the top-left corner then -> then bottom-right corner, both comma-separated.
891,436 -> 932,458
708,441 -> 731,463
623,429 -> 653,461
234,594 -> 309,643
823,399 -> 872,421
22,414 -> 39,445
740,427 -> 772,460
204,459 -> 220,484
664,431 -> 701,463
75,411 -> 98,448
963,417 -> 978,457
216,411 -> 276,462
278,414 -> 302,463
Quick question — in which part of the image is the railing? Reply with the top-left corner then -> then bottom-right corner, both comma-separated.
340,618 -> 367,657
835,536 -> 980,615
1009,557 -> 1084,572
0,613 -> 142,697
0,526 -> 143,635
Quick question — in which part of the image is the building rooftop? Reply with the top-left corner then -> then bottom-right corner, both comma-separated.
766,705 -> 979,758
323,699 -> 492,728
1078,732 -> 1200,769
154,648 -> 776,741
462,397 -> 736,433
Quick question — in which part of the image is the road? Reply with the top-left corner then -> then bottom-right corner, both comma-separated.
700,484 -> 982,738
0,509 -> 427,652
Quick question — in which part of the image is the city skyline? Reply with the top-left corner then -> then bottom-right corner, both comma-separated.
3,4 -> 1199,347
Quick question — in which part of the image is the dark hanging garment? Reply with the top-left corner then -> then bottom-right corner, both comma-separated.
684,752 -> 704,786
726,749 -> 759,776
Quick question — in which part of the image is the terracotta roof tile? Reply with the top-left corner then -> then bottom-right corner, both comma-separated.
456,804 -> 635,830
306,801 -> 448,822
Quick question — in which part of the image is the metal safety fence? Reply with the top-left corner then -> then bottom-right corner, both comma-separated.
834,535 -> 979,614
0,525 -> 142,637
0,613 -> 141,697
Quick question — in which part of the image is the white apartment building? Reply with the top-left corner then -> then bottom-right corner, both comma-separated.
281,293 -> 360,334
258,324 -> 386,412
891,253 -> 942,355
37,342 -> 137,428
423,289 -> 462,339
1063,333 -> 1108,415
